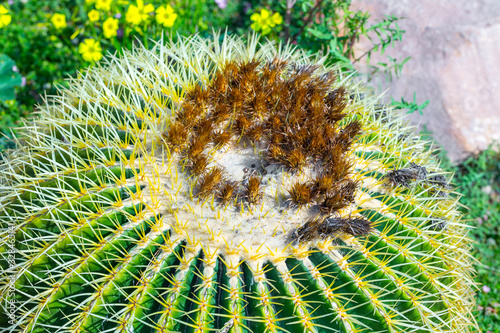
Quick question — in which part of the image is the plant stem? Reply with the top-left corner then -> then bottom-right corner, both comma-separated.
284,0 -> 296,43
291,0 -> 325,42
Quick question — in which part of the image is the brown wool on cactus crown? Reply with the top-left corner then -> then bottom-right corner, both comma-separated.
186,83 -> 210,107
320,193 -> 349,215
196,118 -> 214,139
245,124 -> 265,142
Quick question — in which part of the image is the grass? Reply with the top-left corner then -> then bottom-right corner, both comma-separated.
443,146 -> 500,332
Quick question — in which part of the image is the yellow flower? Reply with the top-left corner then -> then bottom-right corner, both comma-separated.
271,12 -> 283,25
125,7 -> 140,25
79,38 -> 103,62
50,13 -> 67,30
126,0 -> 154,25
250,9 -> 283,35
155,5 -> 177,28
0,5 -> 11,29
103,17 -> 119,38
95,0 -> 113,11
88,9 -> 100,22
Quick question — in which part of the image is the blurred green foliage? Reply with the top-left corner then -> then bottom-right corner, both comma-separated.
0,0 -> 407,150
0,54 -> 22,102
0,0 -> 238,148
446,147 -> 500,332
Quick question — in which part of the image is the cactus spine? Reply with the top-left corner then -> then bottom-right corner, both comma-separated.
0,34 -> 477,332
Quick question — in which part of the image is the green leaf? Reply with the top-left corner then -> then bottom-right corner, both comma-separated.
0,54 -> 22,102
307,28 -> 332,40
391,92 -> 429,115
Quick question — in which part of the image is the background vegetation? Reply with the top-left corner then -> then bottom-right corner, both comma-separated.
442,147 -> 500,332
0,0 -> 498,330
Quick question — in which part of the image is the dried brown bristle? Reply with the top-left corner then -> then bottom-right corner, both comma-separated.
426,173 -> 451,190
210,104 -> 231,125
164,121 -> 189,148
269,132 -> 284,145
292,215 -> 372,243
190,154 -> 209,175
212,130 -> 232,148
187,135 -> 209,159
325,87 -> 347,122
267,145 -> 285,163
384,165 -> 421,188
180,101 -> 202,128
269,115 -> 282,131
217,180 -> 238,205
319,216 -> 372,238
319,179 -> 360,214
339,179 -> 359,203
323,124 -> 338,144
290,218 -> 322,242
246,124 -> 265,142
249,92 -> 267,117
288,182 -> 315,206
308,131 -> 327,154
320,193 -> 349,215
234,114 -> 251,134
196,119 -> 214,139
335,120 -> 362,149
245,175 -> 263,205
229,85 -> 246,109
211,71 -> 228,95
312,172 -> 337,196
196,166 -> 225,199
284,148 -> 307,172
323,157 -> 353,182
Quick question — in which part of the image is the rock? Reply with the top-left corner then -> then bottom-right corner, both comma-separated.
351,0 -> 500,162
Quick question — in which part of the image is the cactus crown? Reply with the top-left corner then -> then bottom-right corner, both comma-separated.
165,57 -> 365,244
0,34 -> 477,333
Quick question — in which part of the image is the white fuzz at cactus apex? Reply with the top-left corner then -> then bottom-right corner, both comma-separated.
0,33 -> 477,333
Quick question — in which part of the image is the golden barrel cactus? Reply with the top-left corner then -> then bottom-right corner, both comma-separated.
0,34 -> 477,332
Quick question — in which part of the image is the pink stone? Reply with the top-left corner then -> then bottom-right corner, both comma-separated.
351,0 -> 500,162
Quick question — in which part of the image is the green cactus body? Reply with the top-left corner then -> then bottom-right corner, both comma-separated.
0,34 -> 476,332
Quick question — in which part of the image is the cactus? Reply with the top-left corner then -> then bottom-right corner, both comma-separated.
0,34 -> 477,333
